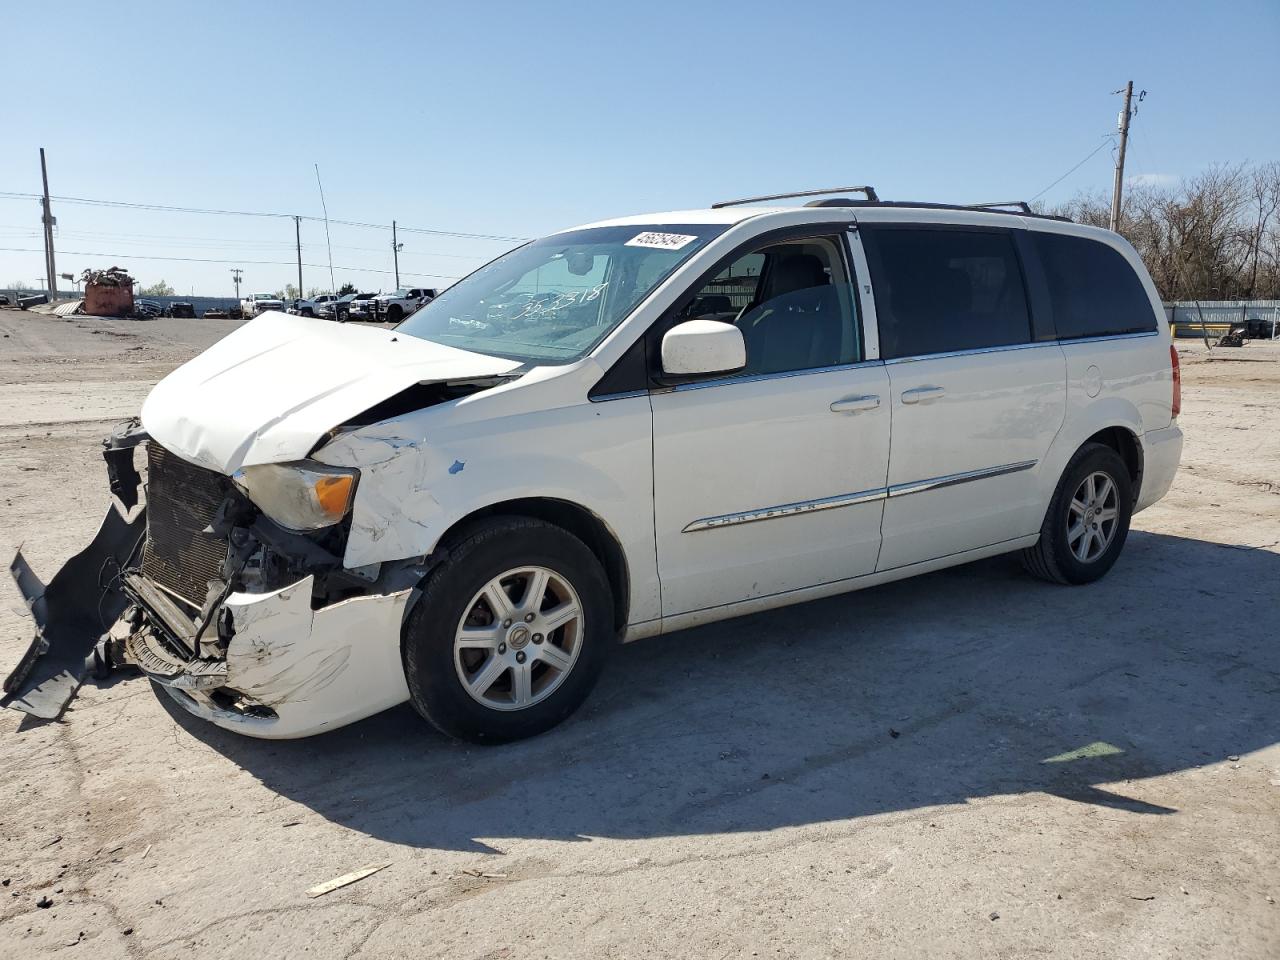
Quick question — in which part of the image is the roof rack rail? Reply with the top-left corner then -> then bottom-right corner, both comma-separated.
797,199 -> 1074,222
965,201 -> 1035,214
711,185 -> 879,209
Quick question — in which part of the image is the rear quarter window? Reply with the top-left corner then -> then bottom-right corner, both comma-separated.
1034,233 -> 1158,339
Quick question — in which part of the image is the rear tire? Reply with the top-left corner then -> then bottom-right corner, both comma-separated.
1021,442 -> 1133,585
403,517 -> 614,743
387,304 -> 403,322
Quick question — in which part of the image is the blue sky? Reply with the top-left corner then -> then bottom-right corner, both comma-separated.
2,0 -> 1277,296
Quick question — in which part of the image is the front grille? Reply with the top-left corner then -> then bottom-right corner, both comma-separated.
142,443 -> 231,607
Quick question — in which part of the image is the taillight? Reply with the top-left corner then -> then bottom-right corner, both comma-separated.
1170,344 -> 1181,418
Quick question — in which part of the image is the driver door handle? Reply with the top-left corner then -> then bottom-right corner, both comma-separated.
901,385 -> 946,405
830,394 -> 881,414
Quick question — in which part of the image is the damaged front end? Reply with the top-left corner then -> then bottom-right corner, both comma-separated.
5,314 -> 526,735
4,422 -> 427,737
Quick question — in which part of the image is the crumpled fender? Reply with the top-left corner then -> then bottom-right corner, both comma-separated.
314,414 -> 635,570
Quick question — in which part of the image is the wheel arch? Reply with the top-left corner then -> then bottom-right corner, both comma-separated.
436,497 -> 631,632
1040,393 -> 1146,509
1083,425 -> 1144,504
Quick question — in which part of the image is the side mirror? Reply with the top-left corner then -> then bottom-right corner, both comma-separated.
660,319 -> 746,378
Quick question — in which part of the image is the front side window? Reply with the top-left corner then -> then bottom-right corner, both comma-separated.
397,224 -> 726,364
862,228 -> 1032,359
1034,232 -> 1158,339
676,236 -> 860,376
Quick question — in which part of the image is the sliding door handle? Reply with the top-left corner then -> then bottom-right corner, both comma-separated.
901,385 -> 946,405
830,394 -> 881,414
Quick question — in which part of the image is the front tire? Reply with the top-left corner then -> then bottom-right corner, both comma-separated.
1021,442 -> 1133,585
403,517 -> 614,743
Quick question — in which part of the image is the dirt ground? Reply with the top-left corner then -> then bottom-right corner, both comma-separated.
0,308 -> 1277,959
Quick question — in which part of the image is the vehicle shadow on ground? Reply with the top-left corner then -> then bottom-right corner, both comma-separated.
163,529 -> 1280,852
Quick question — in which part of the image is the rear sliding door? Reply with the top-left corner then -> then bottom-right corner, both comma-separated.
856,224 -> 1066,570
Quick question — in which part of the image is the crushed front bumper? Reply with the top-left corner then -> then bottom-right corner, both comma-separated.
151,575 -> 412,739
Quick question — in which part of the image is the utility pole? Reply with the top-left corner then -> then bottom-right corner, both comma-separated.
391,220 -> 402,288
39,148 -> 57,298
1109,80 -> 1135,233
231,268 -> 243,301
294,216 -> 304,298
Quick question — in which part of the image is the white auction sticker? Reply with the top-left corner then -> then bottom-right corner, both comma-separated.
625,231 -> 698,250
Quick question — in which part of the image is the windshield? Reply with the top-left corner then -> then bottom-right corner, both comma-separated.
254,293 -> 275,299
396,223 -> 726,363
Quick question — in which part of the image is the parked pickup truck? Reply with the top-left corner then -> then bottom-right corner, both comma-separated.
346,292 -> 381,321
289,294 -> 340,317
241,293 -> 284,318
318,293 -> 358,322
372,287 -> 438,322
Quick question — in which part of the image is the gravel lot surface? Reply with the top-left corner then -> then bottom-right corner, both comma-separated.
1,308 -> 1277,958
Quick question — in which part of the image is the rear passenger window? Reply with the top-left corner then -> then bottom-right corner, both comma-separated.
862,228 -> 1032,360
1035,233 -> 1158,339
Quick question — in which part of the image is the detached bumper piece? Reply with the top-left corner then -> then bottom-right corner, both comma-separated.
3,504 -> 145,720
124,627 -> 227,691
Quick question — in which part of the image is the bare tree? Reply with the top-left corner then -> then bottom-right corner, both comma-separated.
1243,162 -> 1280,297
1044,162 -> 1280,301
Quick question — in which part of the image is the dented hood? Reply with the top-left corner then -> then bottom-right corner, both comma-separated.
142,313 -> 519,473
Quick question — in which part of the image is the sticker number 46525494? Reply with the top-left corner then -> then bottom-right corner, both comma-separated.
624,232 -> 698,250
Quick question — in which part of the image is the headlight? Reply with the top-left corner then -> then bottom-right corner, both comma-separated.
232,461 -> 359,531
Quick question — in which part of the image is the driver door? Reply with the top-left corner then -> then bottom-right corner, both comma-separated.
649,230 -> 890,617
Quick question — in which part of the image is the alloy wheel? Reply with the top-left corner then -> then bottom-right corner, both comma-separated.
1067,471 -> 1120,563
453,566 -> 584,711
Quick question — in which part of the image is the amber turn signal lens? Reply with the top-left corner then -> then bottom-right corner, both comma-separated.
314,474 -> 356,519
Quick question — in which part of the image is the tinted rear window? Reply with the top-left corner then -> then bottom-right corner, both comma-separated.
862,227 -> 1032,359
1035,233 -> 1157,339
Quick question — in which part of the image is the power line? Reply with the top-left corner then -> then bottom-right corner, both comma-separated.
1031,134 -> 1117,202
0,246 -> 460,280
0,190 -> 529,242
0,225 -> 488,260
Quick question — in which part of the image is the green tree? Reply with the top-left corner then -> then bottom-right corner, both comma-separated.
337,282 -> 358,296
140,279 -> 175,296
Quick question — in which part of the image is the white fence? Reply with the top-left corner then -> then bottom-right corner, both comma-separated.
1164,300 -> 1280,338
1164,300 -> 1280,324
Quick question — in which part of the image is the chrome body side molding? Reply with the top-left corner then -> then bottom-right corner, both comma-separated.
683,459 -> 1037,532
886,459 -> 1037,498
682,486 -> 886,532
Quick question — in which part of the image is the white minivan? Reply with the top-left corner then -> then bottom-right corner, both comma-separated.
3,190 -> 1183,743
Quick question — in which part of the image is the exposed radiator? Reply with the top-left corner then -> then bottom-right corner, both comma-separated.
141,443 -> 230,607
